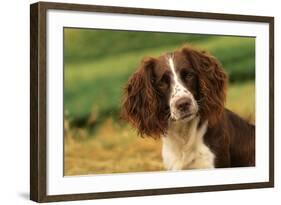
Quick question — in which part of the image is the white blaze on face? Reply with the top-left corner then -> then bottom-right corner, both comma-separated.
167,55 -> 198,120
168,56 -> 188,96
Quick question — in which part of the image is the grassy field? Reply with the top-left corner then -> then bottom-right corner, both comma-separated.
63,29 -> 255,176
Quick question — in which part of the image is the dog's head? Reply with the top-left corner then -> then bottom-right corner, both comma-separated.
121,45 -> 227,138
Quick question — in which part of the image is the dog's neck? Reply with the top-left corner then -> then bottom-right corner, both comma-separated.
161,117 -> 215,170
165,117 -> 206,145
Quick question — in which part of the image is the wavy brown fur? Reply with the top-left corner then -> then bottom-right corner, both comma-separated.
121,57 -> 168,138
181,45 -> 227,127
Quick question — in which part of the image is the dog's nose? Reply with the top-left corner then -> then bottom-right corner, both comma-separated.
175,98 -> 192,112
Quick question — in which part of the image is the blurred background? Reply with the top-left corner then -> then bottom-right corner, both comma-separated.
64,28 -> 255,176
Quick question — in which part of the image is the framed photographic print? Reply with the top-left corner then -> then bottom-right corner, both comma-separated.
30,1 -> 274,202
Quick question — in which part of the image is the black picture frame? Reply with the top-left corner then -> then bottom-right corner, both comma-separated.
30,1 -> 274,202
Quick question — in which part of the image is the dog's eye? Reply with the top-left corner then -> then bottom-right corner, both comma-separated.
158,74 -> 170,90
181,70 -> 194,81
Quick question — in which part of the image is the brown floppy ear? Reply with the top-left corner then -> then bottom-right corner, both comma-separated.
121,57 -> 167,138
182,46 -> 227,127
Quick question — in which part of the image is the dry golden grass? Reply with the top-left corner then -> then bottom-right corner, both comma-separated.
64,119 -> 163,175
226,81 -> 255,124
64,82 -> 255,176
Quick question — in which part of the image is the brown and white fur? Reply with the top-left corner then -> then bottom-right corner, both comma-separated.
121,44 -> 255,170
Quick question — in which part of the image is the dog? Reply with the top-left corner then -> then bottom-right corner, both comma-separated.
121,44 -> 255,170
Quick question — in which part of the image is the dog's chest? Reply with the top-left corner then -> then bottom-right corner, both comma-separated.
161,120 -> 215,170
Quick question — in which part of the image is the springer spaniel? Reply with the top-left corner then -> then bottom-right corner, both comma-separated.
121,45 -> 255,170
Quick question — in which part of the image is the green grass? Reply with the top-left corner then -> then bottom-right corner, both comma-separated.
65,37 -> 255,121
64,29 -> 255,127
64,28 -> 215,63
